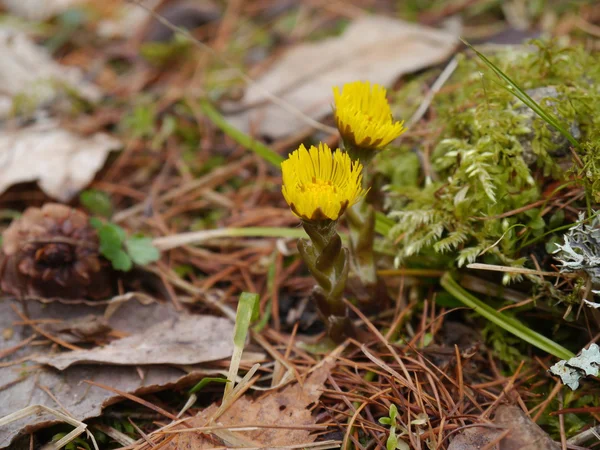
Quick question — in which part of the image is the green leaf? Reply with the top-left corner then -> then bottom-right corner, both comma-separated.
386,431 -> 398,450
224,292 -> 259,399
111,249 -> 132,271
441,273 -> 574,360
98,224 -> 124,257
80,189 -> 113,218
189,377 -> 229,394
125,236 -> 161,266
89,217 -> 104,230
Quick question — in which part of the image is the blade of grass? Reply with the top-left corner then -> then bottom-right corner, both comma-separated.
198,99 -> 284,166
441,272 -> 574,360
462,39 -> 580,149
189,377 -> 229,394
224,292 -> 259,399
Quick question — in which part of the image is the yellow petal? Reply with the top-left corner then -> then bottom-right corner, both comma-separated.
281,143 -> 365,221
333,80 -> 406,150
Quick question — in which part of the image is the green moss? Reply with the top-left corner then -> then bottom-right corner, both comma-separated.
379,40 -> 600,273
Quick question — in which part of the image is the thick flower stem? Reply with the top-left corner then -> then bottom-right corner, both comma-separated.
343,145 -> 382,306
346,198 -> 378,290
298,220 -> 353,342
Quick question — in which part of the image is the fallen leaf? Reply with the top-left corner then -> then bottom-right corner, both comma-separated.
448,405 -> 560,450
169,361 -> 335,449
0,0 -> 85,21
97,0 -> 163,39
223,15 -> 459,139
0,28 -> 101,119
0,362 -> 209,448
448,425 -> 502,450
0,119 -> 120,201
35,314 -> 234,369
494,405 -> 561,450
0,298 -> 235,447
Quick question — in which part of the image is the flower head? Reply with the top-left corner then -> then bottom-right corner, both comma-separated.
333,81 -> 406,150
282,143 -> 365,221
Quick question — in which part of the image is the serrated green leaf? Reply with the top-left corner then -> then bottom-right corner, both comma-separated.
80,189 -> 113,218
125,236 -> 160,266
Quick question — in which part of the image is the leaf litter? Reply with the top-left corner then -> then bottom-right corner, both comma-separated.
223,15 -> 460,139
0,297 -> 235,447
164,360 -> 336,450
0,1 -> 599,449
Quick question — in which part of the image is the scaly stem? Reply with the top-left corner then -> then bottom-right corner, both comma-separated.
343,143 -> 381,305
298,220 -> 353,342
346,198 -> 377,288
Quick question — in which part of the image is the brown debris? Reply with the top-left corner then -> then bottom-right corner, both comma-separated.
0,203 -> 114,300
168,361 -> 334,449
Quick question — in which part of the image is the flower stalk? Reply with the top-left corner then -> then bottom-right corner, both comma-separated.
281,143 -> 364,341
298,220 -> 353,342
333,80 -> 406,304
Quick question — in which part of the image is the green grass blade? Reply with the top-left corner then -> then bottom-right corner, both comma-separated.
441,272 -> 574,360
189,377 -> 229,394
198,99 -> 284,166
224,292 -> 259,399
463,39 -> 580,149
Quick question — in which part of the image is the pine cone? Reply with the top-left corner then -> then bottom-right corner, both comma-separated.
0,203 -> 113,300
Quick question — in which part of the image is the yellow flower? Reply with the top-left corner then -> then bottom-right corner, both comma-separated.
282,143 -> 365,221
333,81 -> 406,150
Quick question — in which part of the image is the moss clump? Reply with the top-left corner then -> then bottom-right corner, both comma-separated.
378,40 -> 600,274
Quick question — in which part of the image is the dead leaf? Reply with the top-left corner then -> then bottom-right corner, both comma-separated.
223,15 -> 459,139
169,361 -> 335,449
35,314 -> 234,369
448,405 -> 561,450
0,28 -> 101,119
493,405 -> 561,450
0,0 -> 85,21
0,363 -> 210,448
448,426 -> 503,450
0,119 -> 120,201
0,298 -> 235,448
97,0 -> 163,39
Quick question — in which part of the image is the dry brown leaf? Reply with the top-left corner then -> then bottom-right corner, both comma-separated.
493,405 -> 561,450
448,405 -> 561,450
169,361 -> 334,449
223,15 -> 459,139
0,28 -> 101,118
0,0 -> 86,21
0,119 -> 120,201
35,314 -> 234,369
0,298 -> 233,447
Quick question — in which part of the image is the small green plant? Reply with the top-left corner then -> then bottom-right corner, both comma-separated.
51,433 -> 91,450
80,189 -> 113,218
379,404 -> 408,450
90,218 -> 160,271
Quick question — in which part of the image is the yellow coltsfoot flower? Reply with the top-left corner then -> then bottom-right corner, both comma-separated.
281,143 -> 365,222
333,80 -> 406,151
